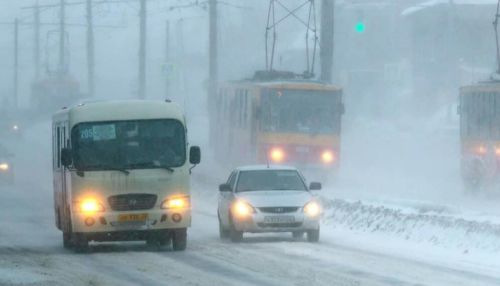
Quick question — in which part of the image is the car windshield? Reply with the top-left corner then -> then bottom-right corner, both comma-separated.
71,119 -> 186,171
235,170 -> 307,192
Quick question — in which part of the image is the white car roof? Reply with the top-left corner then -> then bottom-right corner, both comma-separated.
235,165 -> 299,172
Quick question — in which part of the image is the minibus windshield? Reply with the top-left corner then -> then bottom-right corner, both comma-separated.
71,119 -> 186,171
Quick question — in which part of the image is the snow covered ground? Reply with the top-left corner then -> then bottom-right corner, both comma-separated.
1,115 -> 500,285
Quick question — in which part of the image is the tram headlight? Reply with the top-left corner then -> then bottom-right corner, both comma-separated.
475,145 -> 487,155
269,147 -> 285,163
495,148 -> 500,157
0,163 -> 9,171
321,150 -> 335,164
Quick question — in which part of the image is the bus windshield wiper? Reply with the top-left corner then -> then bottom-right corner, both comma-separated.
129,162 -> 175,173
90,164 -> 130,175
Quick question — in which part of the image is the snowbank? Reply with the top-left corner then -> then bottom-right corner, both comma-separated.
323,198 -> 500,253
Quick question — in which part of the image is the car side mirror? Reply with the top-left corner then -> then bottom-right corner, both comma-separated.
219,183 -> 232,192
309,182 -> 322,191
189,146 -> 201,165
61,148 -> 73,168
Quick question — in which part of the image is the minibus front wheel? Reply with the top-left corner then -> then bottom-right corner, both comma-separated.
172,228 -> 187,251
63,232 -> 73,249
73,233 -> 90,253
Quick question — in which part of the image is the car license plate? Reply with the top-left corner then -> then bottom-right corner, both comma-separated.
264,216 -> 295,224
118,213 -> 148,222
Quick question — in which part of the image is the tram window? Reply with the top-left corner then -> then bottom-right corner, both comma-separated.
238,89 -> 243,128
56,126 -> 61,169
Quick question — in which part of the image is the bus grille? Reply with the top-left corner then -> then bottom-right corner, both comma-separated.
258,207 -> 299,214
108,194 -> 158,211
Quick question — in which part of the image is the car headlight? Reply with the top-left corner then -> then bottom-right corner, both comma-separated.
161,196 -> 190,209
75,199 -> 105,213
0,163 -> 9,171
232,200 -> 256,218
303,201 -> 321,218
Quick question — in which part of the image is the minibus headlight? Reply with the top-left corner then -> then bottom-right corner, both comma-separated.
76,199 -> 105,213
303,201 -> 321,218
0,163 -> 9,171
232,200 -> 256,218
161,196 -> 190,209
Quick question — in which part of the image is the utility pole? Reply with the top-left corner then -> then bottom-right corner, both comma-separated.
59,0 -> 66,75
139,0 -> 147,99
14,18 -> 19,110
87,0 -> 95,97
165,20 -> 170,99
320,0 -> 334,83
34,2 -> 41,80
208,0 -> 218,146
208,0 -> 217,110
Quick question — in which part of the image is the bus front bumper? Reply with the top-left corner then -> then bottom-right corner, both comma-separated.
71,208 -> 191,234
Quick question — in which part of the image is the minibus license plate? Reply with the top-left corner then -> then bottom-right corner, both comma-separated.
118,213 -> 148,222
264,216 -> 295,223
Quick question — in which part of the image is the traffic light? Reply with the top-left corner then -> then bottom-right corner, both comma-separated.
355,21 -> 366,33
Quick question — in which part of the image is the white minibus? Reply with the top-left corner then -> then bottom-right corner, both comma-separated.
52,100 -> 200,252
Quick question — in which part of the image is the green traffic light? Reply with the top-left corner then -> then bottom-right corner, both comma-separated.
355,22 -> 366,33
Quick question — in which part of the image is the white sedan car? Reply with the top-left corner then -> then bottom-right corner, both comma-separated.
217,165 -> 322,242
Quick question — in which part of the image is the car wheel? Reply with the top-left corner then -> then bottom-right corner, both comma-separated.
292,231 -> 304,239
229,222 -> 243,243
307,228 -> 320,243
73,233 -> 90,253
218,215 -> 230,239
172,228 -> 187,251
63,232 -> 73,249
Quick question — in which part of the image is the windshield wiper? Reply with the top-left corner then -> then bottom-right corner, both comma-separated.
129,162 -> 174,173
88,164 -> 130,175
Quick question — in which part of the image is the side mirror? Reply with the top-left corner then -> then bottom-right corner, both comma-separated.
219,183 -> 232,192
61,148 -> 73,168
309,182 -> 322,191
189,146 -> 201,165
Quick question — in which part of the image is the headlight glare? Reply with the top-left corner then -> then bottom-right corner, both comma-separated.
0,163 -> 9,171
232,200 -> 255,218
303,201 -> 321,218
77,199 -> 105,213
161,196 -> 190,209
321,150 -> 335,164
269,147 -> 285,163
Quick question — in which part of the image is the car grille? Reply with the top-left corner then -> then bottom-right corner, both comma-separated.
258,207 -> 299,214
257,222 -> 303,228
108,194 -> 157,211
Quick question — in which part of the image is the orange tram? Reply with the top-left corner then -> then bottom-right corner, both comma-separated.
212,76 -> 344,174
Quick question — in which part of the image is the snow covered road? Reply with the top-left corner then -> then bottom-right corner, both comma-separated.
1,179 -> 500,286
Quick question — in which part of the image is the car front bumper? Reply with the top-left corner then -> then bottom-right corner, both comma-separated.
232,212 -> 319,233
